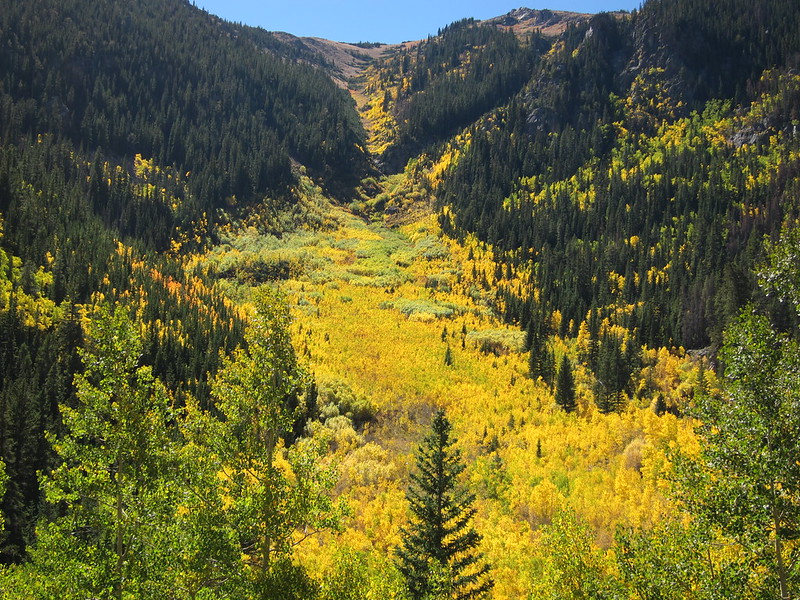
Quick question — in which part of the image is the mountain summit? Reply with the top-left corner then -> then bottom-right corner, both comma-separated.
482,7 -> 599,37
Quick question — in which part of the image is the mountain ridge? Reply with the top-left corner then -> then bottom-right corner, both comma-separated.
269,7 -> 603,89
482,6 -> 608,37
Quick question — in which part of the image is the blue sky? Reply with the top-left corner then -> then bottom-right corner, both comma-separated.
196,1 -> 642,44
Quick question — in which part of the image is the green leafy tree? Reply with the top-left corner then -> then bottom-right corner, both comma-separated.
159,409 -> 245,599
555,355 -> 577,413
616,518 -> 751,600
761,224 -> 800,315
206,286 -> 343,585
397,410 -> 492,600
673,307 -> 800,600
320,548 -> 407,600
32,303 -> 176,599
535,509 -> 623,600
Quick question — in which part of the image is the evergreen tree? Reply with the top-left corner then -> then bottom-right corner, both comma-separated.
397,410 -> 492,600
444,345 -> 454,367
555,355 -> 577,413
529,341 -> 556,387
594,333 -> 632,414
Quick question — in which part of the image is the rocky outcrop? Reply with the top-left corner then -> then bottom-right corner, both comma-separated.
483,7 -> 598,38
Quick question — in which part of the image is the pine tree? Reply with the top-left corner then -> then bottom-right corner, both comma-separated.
444,345 -> 454,366
594,333 -> 628,414
397,410 -> 493,600
555,355 -> 577,413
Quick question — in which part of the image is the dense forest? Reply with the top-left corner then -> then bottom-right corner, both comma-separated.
1,0 -> 800,597
0,135 -> 247,562
0,0 -> 377,565
428,1 -> 800,368
367,19 -> 547,168
0,0 -> 369,210
359,0 -> 800,397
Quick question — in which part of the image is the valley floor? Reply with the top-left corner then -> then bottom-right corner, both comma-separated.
201,199 -> 697,598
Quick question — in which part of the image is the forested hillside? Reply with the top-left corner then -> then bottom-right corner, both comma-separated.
0,0 -> 366,565
363,19 -> 546,168
419,1 -> 800,354
1,0 -> 800,598
0,0 -> 369,209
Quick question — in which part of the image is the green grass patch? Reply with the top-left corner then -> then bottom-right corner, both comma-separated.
466,328 -> 527,354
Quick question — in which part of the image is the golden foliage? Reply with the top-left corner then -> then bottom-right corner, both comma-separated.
194,194 -> 703,597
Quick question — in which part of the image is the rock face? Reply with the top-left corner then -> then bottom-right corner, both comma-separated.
270,33 -> 399,88
522,11 -> 633,134
730,118 -> 772,148
483,7 -> 598,38
620,11 -> 700,117
620,0 -> 800,113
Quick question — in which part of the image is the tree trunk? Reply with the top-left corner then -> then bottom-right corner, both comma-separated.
261,433 -> 276,574
773,503 -> 791,600
115,459 -> 124,600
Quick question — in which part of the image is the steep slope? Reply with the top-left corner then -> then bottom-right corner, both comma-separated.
0,0 -> 369,211
408,2 -> 800,355
0,134 -> 249,561
358,18 -> 548,169
271,33 -> 400,88
626,0 -> 800,106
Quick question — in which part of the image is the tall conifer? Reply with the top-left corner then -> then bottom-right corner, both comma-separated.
555,355 -> 577,413
397,410 -> 493,600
